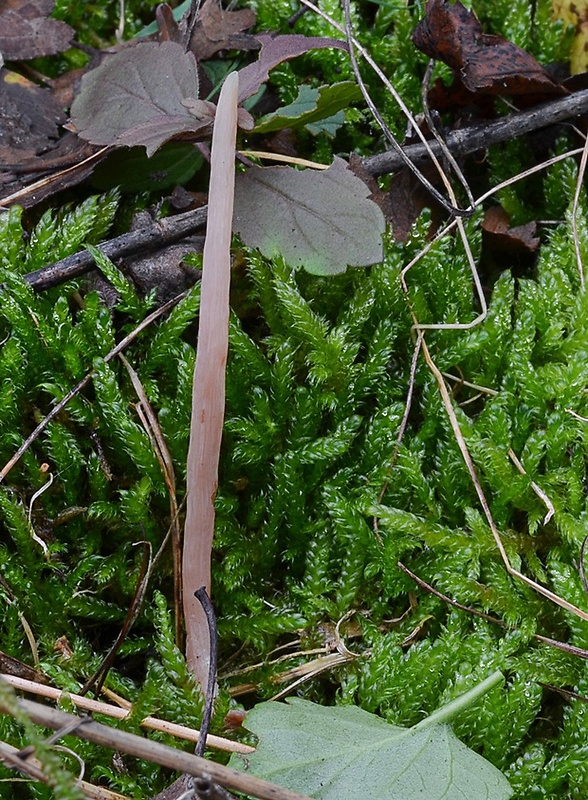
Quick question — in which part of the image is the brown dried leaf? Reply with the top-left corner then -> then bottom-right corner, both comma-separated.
481,206 -> 540,254
0,0 -> 74,60
412,0 -> 564,97
188,0 -> 257,60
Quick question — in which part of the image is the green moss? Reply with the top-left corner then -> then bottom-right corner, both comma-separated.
1,0 -> 586,797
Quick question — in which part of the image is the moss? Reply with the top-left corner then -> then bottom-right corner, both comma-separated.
1,0 -> 586,797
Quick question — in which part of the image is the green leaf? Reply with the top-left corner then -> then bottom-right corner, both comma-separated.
305,111 -> 345,137
230,673 -> 513,800
233,157 -> 385,275
91,142 -> 203,192
253,82 -> 362,134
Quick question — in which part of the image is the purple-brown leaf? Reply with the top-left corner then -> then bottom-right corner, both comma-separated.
237,33 -> 349,103
70,41 -> 206,156
0,0 -> 74,60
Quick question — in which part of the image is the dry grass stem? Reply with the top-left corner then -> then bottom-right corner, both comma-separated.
119,353 -> 182,644
0,674 -> 254,755
571,132 -> 588,288
420,338 -> 588,622
508,448 -> 555,525
238,151 -> 330,169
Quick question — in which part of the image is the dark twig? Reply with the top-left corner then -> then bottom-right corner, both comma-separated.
0,689 -> 313,800
193,776 -> 238,800
185,0 -> 203,51
80,542 -> 152,697
580,534 -> 588,595
194,587 -> 218,759
362,89 -> 588,177
19,206 -> 208,293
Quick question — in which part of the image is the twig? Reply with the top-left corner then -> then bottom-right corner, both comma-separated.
374,330 -> 424,522
419,338 -> 588,622
507,448 -> 555,526
361,89 -> 588,177
16,207 -> 207,293
183,71 -> 238,691
80,541 -> 152,697
0,689 -> 312,800
0,292 -> 187,483
194,587 -> 217,759
0,674 -> 254,754
571,128 -> 588,288
120,353 -> 183,646
0,147 -> 110,209
0,738 -> 128,799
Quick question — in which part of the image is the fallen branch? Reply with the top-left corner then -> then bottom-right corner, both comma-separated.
0,688 -> 311,800
19,206 -> 208,292
12,89 -> 588,298
361,88 -> 588,177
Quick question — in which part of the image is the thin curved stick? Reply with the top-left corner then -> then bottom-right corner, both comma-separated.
420,337 -> 588,623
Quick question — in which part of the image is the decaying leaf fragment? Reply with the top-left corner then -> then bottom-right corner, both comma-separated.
481,206 -> 540,254
0,0 -> 74,60
413,0 -> 564,97
188,0 -> 257,60
233,157 -> 385,275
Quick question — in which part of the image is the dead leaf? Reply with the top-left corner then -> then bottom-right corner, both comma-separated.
412,0 -> 565,97
188,0 -> 257,60
553,0 -> 588,75
0,649 -> 48,683
70,41 -> 212,156
481,206 -> 539,254
237,33 -> 349,103
0,68 -> 65,161
233,157 -> 385,275
0,0 -> 74,60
